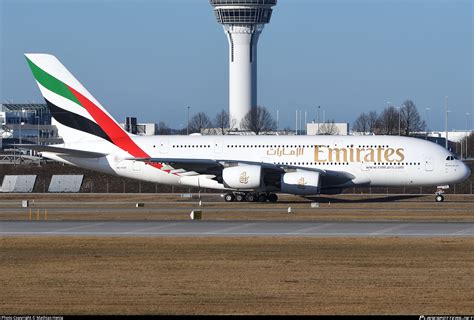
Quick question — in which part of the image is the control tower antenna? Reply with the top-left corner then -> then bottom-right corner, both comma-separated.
210,0 -> 277,129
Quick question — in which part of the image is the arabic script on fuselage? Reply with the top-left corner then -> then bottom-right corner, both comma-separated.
265,146 -> 405,163
266,147 -> 304,157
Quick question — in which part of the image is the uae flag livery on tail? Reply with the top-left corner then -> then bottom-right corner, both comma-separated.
26,55 -> 114,143
25,54 -> 163,169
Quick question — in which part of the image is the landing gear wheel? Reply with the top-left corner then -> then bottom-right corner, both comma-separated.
245,193 -> 256,202
235,193 -> 245,202
268,194 -> 278,203
257,194 -> 267,202
435,194 -> 444,202
224,193 -> 234,202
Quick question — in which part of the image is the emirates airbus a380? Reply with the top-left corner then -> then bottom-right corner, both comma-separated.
22,54 -> 470,202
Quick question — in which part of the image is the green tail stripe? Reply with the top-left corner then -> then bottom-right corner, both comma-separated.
26,57 -> 81,106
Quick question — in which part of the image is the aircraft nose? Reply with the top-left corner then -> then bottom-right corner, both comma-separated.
462,162 -> 471,180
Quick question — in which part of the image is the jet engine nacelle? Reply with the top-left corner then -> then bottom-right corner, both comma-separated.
281,171 -> 320,195
222,164 -> 261,189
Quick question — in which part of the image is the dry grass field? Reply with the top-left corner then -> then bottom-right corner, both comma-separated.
1,194 -> 472,314
1,237 -> 473,315
0,193 -> 473,221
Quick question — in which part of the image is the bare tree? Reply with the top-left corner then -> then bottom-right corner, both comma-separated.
188,112 -> 212,134
400,100 -> 425,136
376,106 -> 399,135
319,120 -> 339,135
213,109 -> 229,135
241,106 -> 276,135
368,111 -> 378,134
156,121 -> 171,135
467,132 -> 474,159
353,113 -> 370,134
353,111 -> 378,134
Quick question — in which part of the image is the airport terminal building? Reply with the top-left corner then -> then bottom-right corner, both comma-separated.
0,103 -> 61,148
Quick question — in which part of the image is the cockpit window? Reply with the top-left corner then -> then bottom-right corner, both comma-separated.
446,156 -> 456,161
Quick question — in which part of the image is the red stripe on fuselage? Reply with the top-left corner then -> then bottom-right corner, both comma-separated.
67,85 -> 163,170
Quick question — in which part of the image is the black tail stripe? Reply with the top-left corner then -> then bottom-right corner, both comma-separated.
45,99 -> 113,144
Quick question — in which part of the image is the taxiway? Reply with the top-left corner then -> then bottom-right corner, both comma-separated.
1,220 -> 473,237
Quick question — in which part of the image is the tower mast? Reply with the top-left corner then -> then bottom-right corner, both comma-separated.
210,0 -> 277,129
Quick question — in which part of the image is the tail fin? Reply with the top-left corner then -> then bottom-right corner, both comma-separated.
25,53 -> 130,144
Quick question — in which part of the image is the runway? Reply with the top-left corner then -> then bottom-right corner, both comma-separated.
1,220 -> 474,237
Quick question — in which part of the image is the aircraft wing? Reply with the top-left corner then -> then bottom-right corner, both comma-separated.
131,157 -> 327,176
132,157 -> 355,188
17,144 -> 108,158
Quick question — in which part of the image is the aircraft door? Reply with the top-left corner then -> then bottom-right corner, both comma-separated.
214,139 -> 223,153
132,160 -> 142,171
159,139 -> 169,154
424,157 -> 434,171
334,139 -> 344,148
361,162 -> 369,171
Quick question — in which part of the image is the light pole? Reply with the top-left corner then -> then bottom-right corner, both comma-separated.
276,109 -> 279,132
425,107 -> 430,127
398,104 -> 403,136
295,110 -> 298,135
304,111 -> 307,135
297,110 -> 299,135
19,108 -> 26,144
387,101 -> 399,135
299,110 -> 303,135
445,96 -> 449,149
424,107 -> 430,139
33,109 -> 40,145
36,115 -> 40,145
317,106 -> 321,135
186,106 -> 190,135
466,112 -> 471,159
18,121 -> 24,163
19,121 -> 24,144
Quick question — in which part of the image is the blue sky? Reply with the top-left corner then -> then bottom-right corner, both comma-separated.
1,0 -> 472,131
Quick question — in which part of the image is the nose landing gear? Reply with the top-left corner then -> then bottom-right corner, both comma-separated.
435,185 -> 449,202
435,194 -> 444,202
223,192 -> 278,203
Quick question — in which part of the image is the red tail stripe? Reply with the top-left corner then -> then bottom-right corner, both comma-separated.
67,85 -> 163,170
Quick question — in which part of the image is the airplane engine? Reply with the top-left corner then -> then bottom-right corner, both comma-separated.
222,165 -> 261,189
281,171 -> 320,195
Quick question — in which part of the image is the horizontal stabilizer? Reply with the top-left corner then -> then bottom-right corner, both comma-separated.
17,144 -> 108,158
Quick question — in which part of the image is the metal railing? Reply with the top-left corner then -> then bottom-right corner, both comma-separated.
210,0 -> 276,6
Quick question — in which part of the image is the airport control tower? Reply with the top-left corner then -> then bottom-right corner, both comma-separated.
210,0 -> 277,129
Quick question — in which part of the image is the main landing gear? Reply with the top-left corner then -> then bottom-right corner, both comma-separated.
223,192 -> 278,203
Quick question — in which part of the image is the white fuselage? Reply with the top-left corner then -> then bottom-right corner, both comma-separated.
42,134 -> 471,194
